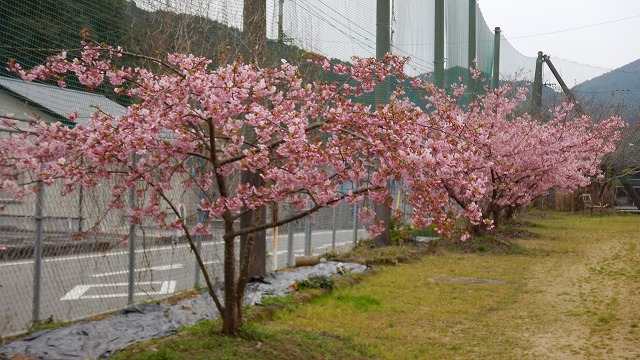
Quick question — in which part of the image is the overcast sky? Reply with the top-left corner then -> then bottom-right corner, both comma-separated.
160,0 -> 640,84
477,0 -> 640,71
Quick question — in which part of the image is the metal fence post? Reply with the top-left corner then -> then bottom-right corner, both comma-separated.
193,211 -> 205,288
403,202 -> 409,223
127,154 -> 138,305
352,202 -> 358,246
331,204 -> 337,251
434,0 -> 445,88
304,215 -> 312,255
492,27 -> 501,89
287,207 -> 295,267
32,179 -> 44,323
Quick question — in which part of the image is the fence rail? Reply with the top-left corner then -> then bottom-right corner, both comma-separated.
0,0 -> 597,340
0,176 -> 370,337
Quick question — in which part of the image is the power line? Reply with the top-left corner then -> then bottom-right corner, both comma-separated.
507,13 -> 640,40
293,0 -> 435,74
296,0 -> 376,51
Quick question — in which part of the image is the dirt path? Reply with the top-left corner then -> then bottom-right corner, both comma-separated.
515,215 -> 640,359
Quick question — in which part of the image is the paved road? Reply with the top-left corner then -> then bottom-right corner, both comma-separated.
0,227 -> 365,336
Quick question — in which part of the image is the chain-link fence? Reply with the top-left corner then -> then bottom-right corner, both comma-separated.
0,125 -> 369,337
0,0 -> 571,339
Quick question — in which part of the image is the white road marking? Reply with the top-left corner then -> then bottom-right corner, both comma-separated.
91,263 -> 184,277
0,230 -> 354,267
0,240 -> 227,267
60,281 -> 177,300
59,285 -> 92,301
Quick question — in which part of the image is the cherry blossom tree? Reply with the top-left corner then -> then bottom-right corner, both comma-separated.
1,39 -> 622,334
415,81 -> 623,232
0,40 -> 489,334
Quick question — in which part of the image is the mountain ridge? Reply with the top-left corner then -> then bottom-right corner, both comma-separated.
575,59 -> 640,122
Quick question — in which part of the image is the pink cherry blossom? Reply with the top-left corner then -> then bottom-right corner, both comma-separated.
0,41 -> 623,333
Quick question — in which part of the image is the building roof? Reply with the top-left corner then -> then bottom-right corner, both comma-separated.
0,76 -> 126,127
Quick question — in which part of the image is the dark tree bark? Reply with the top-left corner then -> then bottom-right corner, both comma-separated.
622,182 -> 640,210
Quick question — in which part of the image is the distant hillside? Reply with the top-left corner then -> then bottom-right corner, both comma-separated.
574,60 -> 640,123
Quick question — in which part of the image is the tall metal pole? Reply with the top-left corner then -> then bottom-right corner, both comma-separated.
241,0 -> 268,278
127,153 -> 138,305
375,0 -> 391,103
32,179 -> 44,322
277,0 -> 284,59
373,0 -> 392,246
434,0 -> 445,88
543,54 -> 582,114
532,51 -> 544,117
467,0 -> 477,95
492,27 -> 501,89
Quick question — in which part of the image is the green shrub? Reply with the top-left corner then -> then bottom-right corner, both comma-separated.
293,274 -> 336,291
390,217 -> 439,245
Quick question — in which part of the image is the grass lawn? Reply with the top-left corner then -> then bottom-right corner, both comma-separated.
112,211 -> 640,360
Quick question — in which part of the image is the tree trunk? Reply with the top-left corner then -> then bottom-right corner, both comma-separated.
221,295 -> 241,335
470,221 -> 487,236
490,206 -> 502,229
222,220 -> 240,335
469,205 -> 498,236
373,199 -> 392,247
503,205 -> 518,222
622,182 -> 640,210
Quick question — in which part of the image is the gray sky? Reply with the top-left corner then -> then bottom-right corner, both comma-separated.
478,0 -> 640,72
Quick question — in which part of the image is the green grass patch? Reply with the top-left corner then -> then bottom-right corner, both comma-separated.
112,211 -> 640,360
332,294 -> 382,312
439,232 -> 532,255
25,319 -> 74,334
343,243 -> 424,261
112,320 -> 375,360
293,274 -> 335,291
259,295 -> 296,312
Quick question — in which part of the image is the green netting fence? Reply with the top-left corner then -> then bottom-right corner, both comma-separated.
0,0 -> 600,338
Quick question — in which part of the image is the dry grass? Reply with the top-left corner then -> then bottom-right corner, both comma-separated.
266,211 -> 640,359
266,241 -> 535,359
112,211 -> 640,359
508,212 -> 640,359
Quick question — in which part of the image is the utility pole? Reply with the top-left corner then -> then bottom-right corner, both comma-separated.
467,0 -> 477,95
373,0 -> 392,246
543,54 -> 582,115
242,0 -> 267,66
434,0 -> 445,88
531,51 -> 543,117
241,0 -> 267,278
278,0 -> 284,59
375,0 -> 391,103
492,27 -> 501,89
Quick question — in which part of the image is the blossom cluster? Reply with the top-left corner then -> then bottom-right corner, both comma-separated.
0,42 -> 623,238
